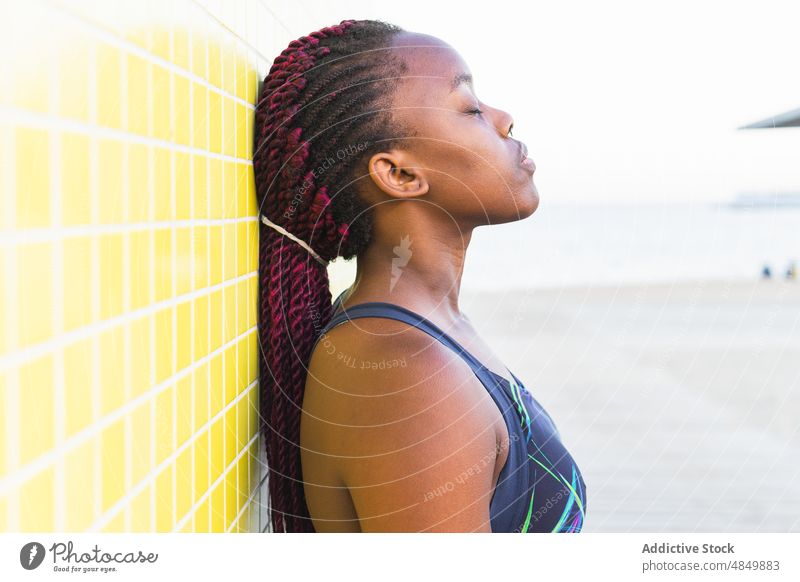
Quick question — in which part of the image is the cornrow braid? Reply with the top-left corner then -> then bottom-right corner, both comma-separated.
253,19 -> 409,532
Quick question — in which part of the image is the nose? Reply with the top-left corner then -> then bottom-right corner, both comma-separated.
496,109 -> 514,138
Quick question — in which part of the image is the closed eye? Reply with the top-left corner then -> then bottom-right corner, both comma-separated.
466,108 -> 483,116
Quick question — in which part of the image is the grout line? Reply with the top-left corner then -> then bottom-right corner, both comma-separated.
0,104 -> 254,166
0,215 -> 257,245
0,271 -> 257,373
96,379 -> 259,533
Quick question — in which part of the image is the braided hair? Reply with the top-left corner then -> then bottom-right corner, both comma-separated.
253,19 -> 409,532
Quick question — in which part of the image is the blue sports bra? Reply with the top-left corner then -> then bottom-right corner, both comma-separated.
312,291 -> 588,533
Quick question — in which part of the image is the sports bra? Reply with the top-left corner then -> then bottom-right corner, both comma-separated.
311,290 -> 588,533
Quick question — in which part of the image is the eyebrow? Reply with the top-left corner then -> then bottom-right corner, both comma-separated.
449,72 -> 473,93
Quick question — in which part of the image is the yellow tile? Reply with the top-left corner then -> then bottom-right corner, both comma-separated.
223,223 -> 236,283
99,233 -> 124,319
236,279 -> 249,335
208,90 -> 222,155
155,464 -> 174,532
209,355 -> 223,418
196,495 -> 209,532
63,237 -> 93,332
190,26 -> 207,80
176,227 -> 191,296
175,151 -> 191,219
151,25 -> 171,62
244,104 -> 253,158
235,103 -> 248,160
236,335 -> 248,393
223,283 -> 235,343
154,228 -> 172,301
131,400 -> 151,485
193,226 -> 208,291
245,164 -> 257,216
237,163 -> 250,219
153,147 -> 173,221
208,39 -> 221,89
210,415 -> 223,480
64,438 -> 95,530
63,338 -> 93,438
222,38 -> 235,96
209,226 -> 222,286
236,222 -> 248,278
130,484 -> 151,532
19,466 -> 55,532
176,445 -> 192,522
192,83 -> 208,150
193,430 -> 209,503
176,300 -> 192,373
126,51 -> 149,136
180,516 -> 193,532
224,468 -> 236,529
19,355 -> 54,466
225,404 -> 237,469
129,230 -> 152,310
128,143 -> 150,222
173,74 -> 190,146
224,345 -> 236,406
248,221 -> 258,272
129,315 -> 152,398
101,418 -> 125,513
98,139 -> 124,224
15,127 -> 50,228
235,51 -> 247,102
99,325 -> 125,416
152,64 -> 170,141
102,510 -> 125,532
193,295 -> 209,360
192,154 -> 208,218
59,39 -> 89,122
209,290 -> 223,352
194,361 -> 209,431
223,96 -> 234,157
247,330 -> 258,386
176,374 -> 192,445
223,160 -> 235,219
173,26 -> 190,71
17,243 -> 53,348
61,133 -> 91,225
246,61 -> 258,104
211,480 -> 224,532
245,277 -> 255,336
154,307 -> 174,384
236,392 -> 252,448
208,157 -> 222,218
96,43 -> 122,129
237,455 -> 248,520
125,21 -> 152,53
247,384 -> 257,440
155,383 -> 174,467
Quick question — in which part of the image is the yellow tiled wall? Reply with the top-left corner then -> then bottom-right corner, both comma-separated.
0,0 -> 364,533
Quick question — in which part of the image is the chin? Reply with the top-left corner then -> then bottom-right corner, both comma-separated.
511,183 -> 539,220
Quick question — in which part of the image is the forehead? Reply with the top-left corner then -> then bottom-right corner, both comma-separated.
389,31 -> 472,99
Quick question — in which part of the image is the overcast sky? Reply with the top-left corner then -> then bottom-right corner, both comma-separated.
313,0 -> 800,203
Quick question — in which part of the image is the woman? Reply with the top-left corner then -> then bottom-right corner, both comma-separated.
253,19 -> 587,533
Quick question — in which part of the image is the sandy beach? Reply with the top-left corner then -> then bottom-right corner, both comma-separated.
460,279 -> 800,532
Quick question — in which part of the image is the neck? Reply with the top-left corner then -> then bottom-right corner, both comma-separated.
346,204 -> 472,322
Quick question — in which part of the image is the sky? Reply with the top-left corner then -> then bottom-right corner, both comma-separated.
313,0 -> 800,203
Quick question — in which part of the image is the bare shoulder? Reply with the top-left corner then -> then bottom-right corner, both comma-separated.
301,317 -> 501,532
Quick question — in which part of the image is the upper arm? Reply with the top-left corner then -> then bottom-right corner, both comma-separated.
303,320 -> 499,532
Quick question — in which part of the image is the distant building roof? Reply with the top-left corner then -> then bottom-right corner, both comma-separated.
740,107 -> 800,129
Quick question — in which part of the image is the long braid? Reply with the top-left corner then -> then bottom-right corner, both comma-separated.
253,19 -> 409,532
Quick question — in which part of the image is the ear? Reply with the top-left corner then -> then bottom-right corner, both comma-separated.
367,150 -> 429,199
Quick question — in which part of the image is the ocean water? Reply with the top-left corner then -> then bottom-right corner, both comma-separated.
462,201 -> 800,290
